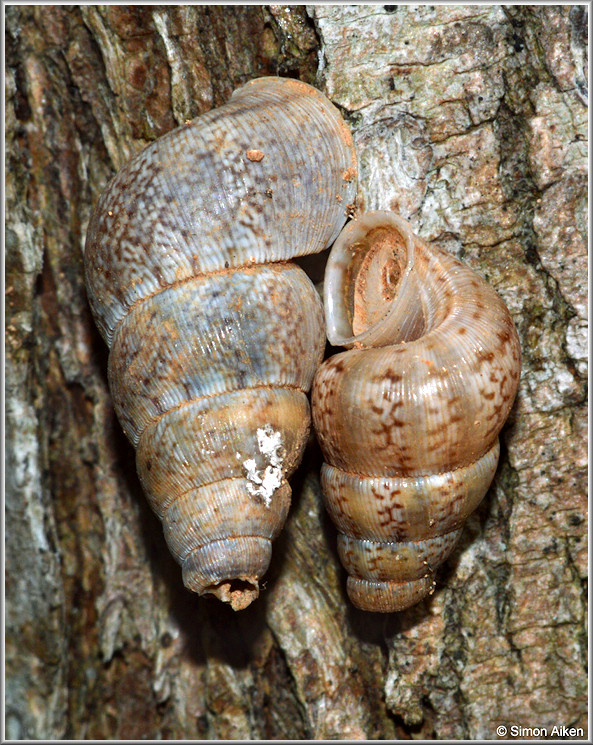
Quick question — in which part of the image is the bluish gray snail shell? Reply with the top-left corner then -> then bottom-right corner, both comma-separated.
84,77 -> 357,610
312,212 -> 521,612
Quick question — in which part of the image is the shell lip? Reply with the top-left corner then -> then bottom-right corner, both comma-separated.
324,211 -> 418,349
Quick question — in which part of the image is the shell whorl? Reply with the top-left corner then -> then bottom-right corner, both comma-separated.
312,211 -> 521,612
84,77 -> 357,610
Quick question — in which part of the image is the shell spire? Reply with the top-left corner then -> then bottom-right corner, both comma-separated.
85,77 -> 357,610
312,211 -> 521,612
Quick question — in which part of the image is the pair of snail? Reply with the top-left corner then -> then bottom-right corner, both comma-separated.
85,77 -> 521,613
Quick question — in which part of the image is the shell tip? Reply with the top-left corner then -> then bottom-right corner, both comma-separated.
206,578 -> 260,611
347,575 -> 435,613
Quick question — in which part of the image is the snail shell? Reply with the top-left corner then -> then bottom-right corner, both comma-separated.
84,77 -> 357,610
312,212 -> 521,612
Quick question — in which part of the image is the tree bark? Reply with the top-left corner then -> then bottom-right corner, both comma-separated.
5,5 -> 587,740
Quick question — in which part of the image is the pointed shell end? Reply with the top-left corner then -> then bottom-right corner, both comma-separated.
347,575 -> 436,613
182,535 -> 271,610
205,578 -> 260,611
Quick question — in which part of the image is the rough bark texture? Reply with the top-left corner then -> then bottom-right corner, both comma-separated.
5,5 -> 587,740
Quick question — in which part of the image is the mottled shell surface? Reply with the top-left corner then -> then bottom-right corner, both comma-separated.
312,211 -> 521,612
84,77 -> 357,610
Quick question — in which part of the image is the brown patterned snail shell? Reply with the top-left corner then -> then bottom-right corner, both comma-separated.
84,77 -> 357,610
312,211 -> 521,612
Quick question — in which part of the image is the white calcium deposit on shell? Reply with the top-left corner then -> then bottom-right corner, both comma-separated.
237,425 -> 284,507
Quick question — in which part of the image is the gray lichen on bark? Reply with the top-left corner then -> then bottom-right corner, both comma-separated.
5,4 -> 587,740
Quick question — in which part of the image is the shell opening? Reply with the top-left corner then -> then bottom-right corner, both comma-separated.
324,211 -> 428,349
347,227 -> 406,336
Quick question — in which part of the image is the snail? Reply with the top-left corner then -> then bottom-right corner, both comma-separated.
312,211 -> 521,612
84,77 -> 357,610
